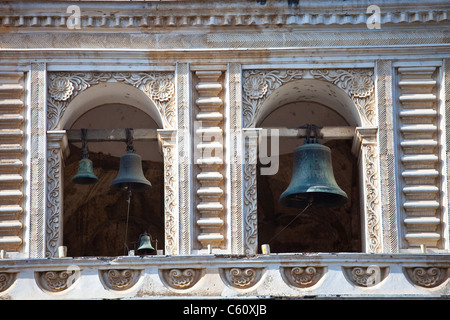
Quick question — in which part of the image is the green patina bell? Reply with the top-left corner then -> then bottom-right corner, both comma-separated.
71,128 -> 99,185
136,233 -> 156,255
72,158 -> 99,185
279,141 -> 348,209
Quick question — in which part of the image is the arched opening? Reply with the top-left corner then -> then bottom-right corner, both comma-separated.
255,79 -> 362,253
61,83 -> 164,257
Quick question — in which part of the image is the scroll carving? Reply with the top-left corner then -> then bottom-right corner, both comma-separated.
220,267 -> 264,289
281,266 -> 325,288
343,266 -> 389,287
159,268 -> 203,290
242,70 -> 304,128
36,268 -> 81,293
100,269 -> 142,291
404,267 -> 448,288
0,272 -> 17,293
310,69 -> 375,126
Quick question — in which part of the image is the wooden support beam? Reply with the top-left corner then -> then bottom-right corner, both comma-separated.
66,126 -> 356,142
266,126 -> 355,140
66,128 -> 158,142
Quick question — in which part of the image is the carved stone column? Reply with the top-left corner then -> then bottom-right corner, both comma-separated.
242,128 -> 261,255
157,129 -> 178,255
29,62 -> 47,258
354,127 -> 382,253
46,130 -> 67,258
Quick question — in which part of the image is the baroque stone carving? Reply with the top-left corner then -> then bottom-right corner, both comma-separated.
281,266 -> 325,288
220,267 -> 263,289
310,69 -> 375,125
36,267 -> 81,293
159,268 -> 203,290
343,266 -> 389,287
0,272 -> 17,293
404,267 -> 448,288
47,72 -> 176,130
100,269 -> 142,291
242,70 -> 304,128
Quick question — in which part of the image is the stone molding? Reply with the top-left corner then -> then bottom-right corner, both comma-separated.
2,255 -> 449,296
0,1 -> 448,30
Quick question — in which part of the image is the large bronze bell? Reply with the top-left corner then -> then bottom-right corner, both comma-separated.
279,129 -> 348,209
72,158 -> 99,185
110,150 -> 152,192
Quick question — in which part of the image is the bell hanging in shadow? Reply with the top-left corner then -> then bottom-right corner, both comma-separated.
72,158 -> 99,185
136,232 -> 156,255
72,128 -> 99,185
279,125 -> 348,209
110,129 -> 152,192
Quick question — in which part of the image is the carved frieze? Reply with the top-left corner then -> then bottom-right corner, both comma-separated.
99,269 -> 142,291
159,268 -> 204,290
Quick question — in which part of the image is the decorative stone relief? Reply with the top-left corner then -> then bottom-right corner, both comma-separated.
343,266 -> 389,287
99,269 -> 142,291
0,272 -> 17,293
220,267 -> 264,289
242,70 -> 304,128
310,69 -> 376,126
47,72 -> 175,130
159,268 -> 204,290
404,267 -> 449,288
281,266 -> 326,289
158,130 -> 178,255
356,127 -> 382,253
35,268 -> 80,293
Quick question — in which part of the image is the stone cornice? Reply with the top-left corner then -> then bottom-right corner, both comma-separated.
0,0 -> 449,30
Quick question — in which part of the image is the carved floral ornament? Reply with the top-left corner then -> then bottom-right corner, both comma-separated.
220,267 -> 264,289
281,266 -> 326,289
100,269 -> 142,291
404,267 -> 449,288
159,268 -> 204,290
47,72 -> 176,130
242,68 -> 375,128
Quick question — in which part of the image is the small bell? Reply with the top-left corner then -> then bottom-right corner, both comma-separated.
72,128 -> 99,185
136,232 -> 156,255
72,158 -> 99,185
279,125 -> 348,209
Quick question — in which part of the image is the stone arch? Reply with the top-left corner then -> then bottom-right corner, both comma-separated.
59,81 -> 164,130
45,71 -> 177,258
254,78 -> 361,128
241,68 -> 381,255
